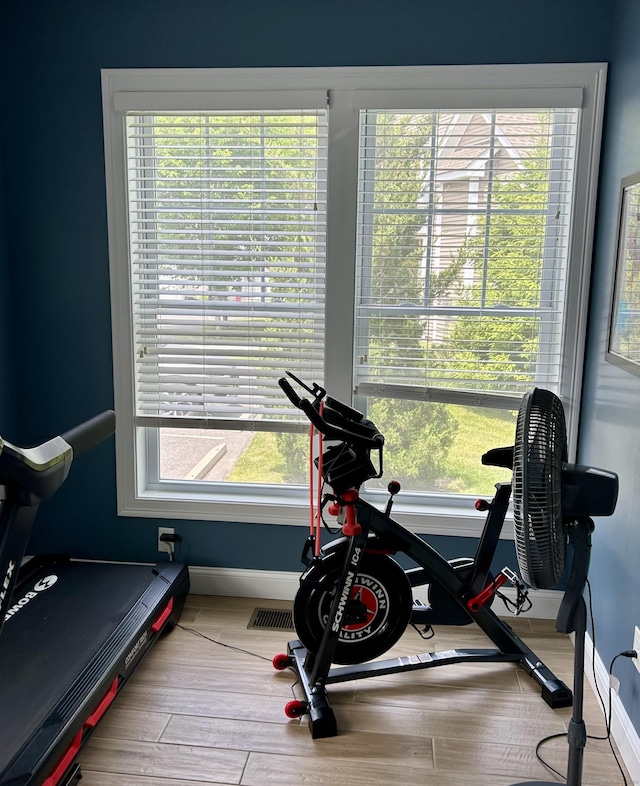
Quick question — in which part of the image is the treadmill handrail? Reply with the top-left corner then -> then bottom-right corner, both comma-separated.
0,410 -> 116,498
0,410 -> 116,637
60,410 -> 116,461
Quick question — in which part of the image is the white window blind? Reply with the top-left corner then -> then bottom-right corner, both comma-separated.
354,108 -> 579,408
125,109 -> 328,429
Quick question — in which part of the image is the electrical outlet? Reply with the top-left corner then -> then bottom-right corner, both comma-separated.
633,626 -> 640,673
158,527 -> 175,554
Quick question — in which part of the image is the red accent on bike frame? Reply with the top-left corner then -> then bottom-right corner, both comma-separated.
84,677 -> 119,729
467,573 -> 509,612
151,597 -> 174,633
42,729 -> 83,786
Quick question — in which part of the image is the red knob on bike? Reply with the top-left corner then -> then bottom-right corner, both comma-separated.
475,498 -> 491,512
328,502 -> 341,516
388,480 -> 401,495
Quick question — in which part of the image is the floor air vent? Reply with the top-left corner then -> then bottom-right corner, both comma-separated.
248,607 -> 294,631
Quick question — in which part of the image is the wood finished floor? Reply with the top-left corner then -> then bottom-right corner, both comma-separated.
77,595 -> 631,785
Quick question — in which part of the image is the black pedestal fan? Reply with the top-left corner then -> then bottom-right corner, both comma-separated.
510,388 -> 618,786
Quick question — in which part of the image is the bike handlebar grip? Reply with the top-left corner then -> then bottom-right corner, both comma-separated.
299,397 -> 328,429
60,410 -> 116,458
300,399 -> 383,448
279,375 -> 384,448
278,377 -> 303,409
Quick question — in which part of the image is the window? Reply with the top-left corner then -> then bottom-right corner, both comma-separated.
102,65 -> 606,533
353,108 -> 578,495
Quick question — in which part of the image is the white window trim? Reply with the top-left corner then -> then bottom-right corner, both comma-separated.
101,63 -> 607,536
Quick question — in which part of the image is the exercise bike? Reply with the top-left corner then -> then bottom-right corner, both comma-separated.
272,373 -> 572,738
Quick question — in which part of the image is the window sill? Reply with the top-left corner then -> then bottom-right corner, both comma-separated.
120,484 -> 514,539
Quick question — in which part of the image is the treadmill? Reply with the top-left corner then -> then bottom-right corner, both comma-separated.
0,412 -> 190,786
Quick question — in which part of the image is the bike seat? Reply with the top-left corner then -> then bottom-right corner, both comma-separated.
481,446 -> 514,469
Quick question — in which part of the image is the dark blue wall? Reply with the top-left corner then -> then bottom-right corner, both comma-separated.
0,138 -> 14,430
0,0 -> 615,571
579,0 -> 640,734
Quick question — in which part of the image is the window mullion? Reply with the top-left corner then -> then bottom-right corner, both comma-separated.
422,113 -> 439,309
323,91 -> 360,403
480,111 -> 498,308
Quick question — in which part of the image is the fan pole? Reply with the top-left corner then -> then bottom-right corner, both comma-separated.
565,595 -> 587,785
511,596 -> 587,786
513,534 -> 591,786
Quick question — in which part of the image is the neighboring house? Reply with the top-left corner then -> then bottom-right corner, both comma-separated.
398,111 -> 567,356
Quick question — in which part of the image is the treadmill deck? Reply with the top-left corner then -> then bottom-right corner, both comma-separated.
0,556 -> 189,786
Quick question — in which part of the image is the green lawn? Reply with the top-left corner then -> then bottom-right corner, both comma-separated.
227,406 -> 516,495
441,406 -> 516,495
226,432 -> 290,484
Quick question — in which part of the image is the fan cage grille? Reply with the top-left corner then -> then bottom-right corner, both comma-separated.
513,388 -> 567,589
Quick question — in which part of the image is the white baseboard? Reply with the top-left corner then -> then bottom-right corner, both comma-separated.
188,566 -> 300,601
585,632 -> 640,783
187,565 -> 562,620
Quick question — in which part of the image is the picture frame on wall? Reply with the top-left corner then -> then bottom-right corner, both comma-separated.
606,170 -> 640,377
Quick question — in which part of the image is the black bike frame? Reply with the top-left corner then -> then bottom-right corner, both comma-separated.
284,485 -> 572,738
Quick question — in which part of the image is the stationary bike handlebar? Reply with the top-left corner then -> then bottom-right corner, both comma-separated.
278,376 -> 384,450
